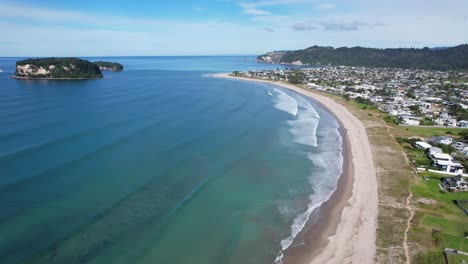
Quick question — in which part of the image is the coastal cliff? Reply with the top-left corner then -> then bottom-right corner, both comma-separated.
94,61 -> 124,72
14,58 -> 103,79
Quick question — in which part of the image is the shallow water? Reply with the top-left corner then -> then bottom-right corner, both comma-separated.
0,57 -> 342,264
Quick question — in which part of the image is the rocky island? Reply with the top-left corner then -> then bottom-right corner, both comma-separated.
94,61 -> 124,72
13,58 -> 124,80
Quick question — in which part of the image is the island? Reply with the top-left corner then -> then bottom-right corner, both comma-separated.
13,58 -> 103,79
257,44 -> 468,70
94,61 -> 124,72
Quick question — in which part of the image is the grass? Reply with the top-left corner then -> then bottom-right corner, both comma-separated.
348,100 -> 377,110
443,233 -> 468,252
446,253 -> 468,264
393,126 -> 466,139
422,216 -> 468,237
412,173 -> 468,217
298,87 -> 468,263
409,172 -> 468,262
404,146 -> 432,167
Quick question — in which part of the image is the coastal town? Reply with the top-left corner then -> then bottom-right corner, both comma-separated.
231,65 -> 468,263
233,67 -> 468,176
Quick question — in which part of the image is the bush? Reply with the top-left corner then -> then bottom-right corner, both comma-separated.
384,115 -> 400,125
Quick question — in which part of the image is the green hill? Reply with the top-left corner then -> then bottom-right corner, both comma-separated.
273,44 -> 468,70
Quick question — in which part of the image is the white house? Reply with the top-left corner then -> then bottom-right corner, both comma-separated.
427,147 -> 443,156
401,119 -> 420,126
430,152 -> 464,174
431,136 -> 453,145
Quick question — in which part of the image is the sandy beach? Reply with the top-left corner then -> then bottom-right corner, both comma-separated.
212,73 -> 378,264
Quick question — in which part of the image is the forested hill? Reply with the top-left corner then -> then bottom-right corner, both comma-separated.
15,58 -> 103,79
271,44 -> 468,70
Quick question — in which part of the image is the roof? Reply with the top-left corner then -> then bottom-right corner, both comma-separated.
415,141 -> 432,149
428,147 -> 443,153
432,153 -> 453,160
451,163 -> 465,168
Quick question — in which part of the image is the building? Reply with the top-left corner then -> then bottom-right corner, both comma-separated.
414,141 -> 432,150
431,136 -> 453,145
430,153 -> 465,174
442,175 -> 468,192
427,147 -> 443,156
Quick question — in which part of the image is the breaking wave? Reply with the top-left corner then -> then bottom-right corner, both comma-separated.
272,88 -> 298,116
269,89 -> 343,264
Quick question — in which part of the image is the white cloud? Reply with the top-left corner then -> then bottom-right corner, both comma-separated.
291,23 -> 317,31
1,0 -> 468,55
238,0 -> 313,17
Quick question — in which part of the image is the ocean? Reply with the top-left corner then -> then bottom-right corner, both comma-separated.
0,56 -> 342,264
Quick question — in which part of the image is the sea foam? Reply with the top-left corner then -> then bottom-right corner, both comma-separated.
272,88 -> 298,116
288,94 -> 320,147
275,100 -> 343,263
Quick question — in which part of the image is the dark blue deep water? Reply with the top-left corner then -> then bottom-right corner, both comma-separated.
0,56 -> 342,264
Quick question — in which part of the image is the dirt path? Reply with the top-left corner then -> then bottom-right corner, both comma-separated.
386,126 -> 416,264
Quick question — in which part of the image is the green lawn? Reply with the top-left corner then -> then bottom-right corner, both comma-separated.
412,173 -> 468,216
447,253 -> 468,264
422,216 -> 468,237
444,233 -> 468,252
394,126 -> 466,139
410,172 -> 468,262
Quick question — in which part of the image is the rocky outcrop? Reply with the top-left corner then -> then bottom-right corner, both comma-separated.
93,61 -> 124,72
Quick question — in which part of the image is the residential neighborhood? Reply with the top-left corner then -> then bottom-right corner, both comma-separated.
233,66 -> 468,128
232,66 -> 468,176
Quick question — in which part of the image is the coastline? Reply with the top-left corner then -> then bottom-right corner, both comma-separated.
211,73 -> 378,264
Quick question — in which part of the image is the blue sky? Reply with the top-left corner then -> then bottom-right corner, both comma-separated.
0,0 -> 467,56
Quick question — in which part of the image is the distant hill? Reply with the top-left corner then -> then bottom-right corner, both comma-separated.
14,58 -> 103,79
259,45 -> 468,70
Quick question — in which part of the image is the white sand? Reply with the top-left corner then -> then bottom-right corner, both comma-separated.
212,73 -> 378,264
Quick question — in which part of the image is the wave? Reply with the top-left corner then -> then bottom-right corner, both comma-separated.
272,88 -> 298,116
288,95 -> 320,147
276,126 -> 343,263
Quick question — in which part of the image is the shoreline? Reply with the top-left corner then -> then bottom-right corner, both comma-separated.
211,73 -> 378,264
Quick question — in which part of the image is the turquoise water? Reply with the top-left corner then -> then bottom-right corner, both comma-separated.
0,57 -> 342,264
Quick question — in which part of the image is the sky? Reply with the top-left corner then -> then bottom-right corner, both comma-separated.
0,0 -> 467,56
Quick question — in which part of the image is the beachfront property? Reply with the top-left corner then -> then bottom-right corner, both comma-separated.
430,152 -> 465,174
431,136 -> 453,145
442,175 -> 468,192
413,141 -> 432,150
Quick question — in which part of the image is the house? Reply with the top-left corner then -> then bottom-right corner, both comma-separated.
453,142 -> 466,151
401,118 -> 420,125
414,141 -> 432,150
431,136 -> 453,145
442,175 -> 468,192
430,153 -> 465,174
459,120 -> 468,128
